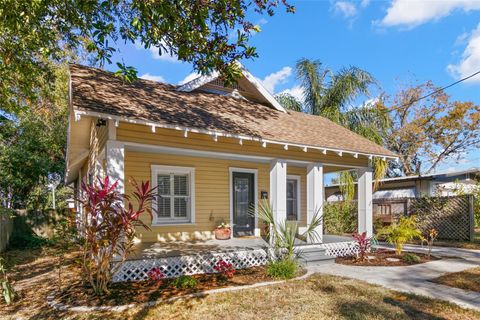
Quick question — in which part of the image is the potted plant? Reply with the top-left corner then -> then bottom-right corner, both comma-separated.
214,222 -> 231,240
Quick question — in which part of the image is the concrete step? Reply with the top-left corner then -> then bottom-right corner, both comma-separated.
297,247 -> 336,266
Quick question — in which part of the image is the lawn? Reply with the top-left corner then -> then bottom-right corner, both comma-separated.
432,267 -> 480,293
1,247 -> 479,320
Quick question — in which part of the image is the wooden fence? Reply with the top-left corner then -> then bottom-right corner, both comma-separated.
373,195 -> 475,241
0,212 -> 14,252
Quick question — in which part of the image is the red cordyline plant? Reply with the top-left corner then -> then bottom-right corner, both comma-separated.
79,176 -> 155,295
352,232 -> 372,262
213,260 -> 235,279
147,267 -> 165,282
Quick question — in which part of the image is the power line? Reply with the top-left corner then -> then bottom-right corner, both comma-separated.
411,69 -> 480,104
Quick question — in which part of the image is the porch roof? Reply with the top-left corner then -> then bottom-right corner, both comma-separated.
69,64 -> 396,159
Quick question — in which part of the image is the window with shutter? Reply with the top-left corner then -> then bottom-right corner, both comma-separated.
151,166 -> 195,224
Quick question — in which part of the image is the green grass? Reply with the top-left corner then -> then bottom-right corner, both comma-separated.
432,267 -> 480,293
1,247 -> 479,320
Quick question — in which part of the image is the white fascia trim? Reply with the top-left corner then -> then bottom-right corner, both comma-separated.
229,167 -> 259,237
73,109 -> 398,161
151,165 -> 196,226
175,63 -> 287,113
176,71 -> 219,92
237,64 -> 287,113
287,174 -> 301,222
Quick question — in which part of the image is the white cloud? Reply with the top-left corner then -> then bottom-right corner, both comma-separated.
178,72 -> 201,85
139,73 -> 166,82
149,45 -> 178,63
278,85 -> 304,102
134,40 -> 179,62
360,0 -> 370,8
334,1 -> 358,18
447,24 -> 480,83
379,0 -> 480,28
260,66 -> 292,93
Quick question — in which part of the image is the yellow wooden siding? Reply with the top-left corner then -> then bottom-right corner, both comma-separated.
125,151 -> 308,242
116,123 -> 369,170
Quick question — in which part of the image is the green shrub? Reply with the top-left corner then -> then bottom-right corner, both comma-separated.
171,275 -> 198,289
402,253 -> 421,264
323,202 -> 357,234
8,231 -> 50,249
378,216 -> 421,255
266,258 -> 297,280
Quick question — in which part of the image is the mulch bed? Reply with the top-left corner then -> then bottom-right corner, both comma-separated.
56,266 -> 276,307
336,249 -> 440,266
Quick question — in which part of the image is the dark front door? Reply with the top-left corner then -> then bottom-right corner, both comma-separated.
232,172 -> 255,237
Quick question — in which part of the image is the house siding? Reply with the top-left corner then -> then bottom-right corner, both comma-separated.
125,150 -> 307,242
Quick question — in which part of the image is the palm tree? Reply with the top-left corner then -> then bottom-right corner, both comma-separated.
276,58 -> 391,188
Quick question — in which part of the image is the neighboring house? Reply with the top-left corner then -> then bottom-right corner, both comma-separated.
326,168 -> 480,202
65,64 -> 396,244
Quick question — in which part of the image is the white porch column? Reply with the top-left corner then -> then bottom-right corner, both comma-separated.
307,163 -> 324,243
106,140 -> 125,195
270,159 -> 287,236
357,167 -> 373,237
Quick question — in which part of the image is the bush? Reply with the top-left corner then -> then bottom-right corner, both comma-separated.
171,275 -> 198,289
378,216 -> 421,255
213,260 -> 235,279
266,258 -> 297,280
8,231 -> 50,249
402,253 -> 421,264
323,202 -> 357,234
79,177 -> 155,296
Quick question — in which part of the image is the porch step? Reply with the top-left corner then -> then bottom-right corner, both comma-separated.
297,247 -> 336,265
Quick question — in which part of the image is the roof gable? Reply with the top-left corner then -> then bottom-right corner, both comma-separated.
176,64 -> 287,113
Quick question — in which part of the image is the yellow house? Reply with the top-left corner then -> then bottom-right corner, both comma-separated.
65,64 -> 396,280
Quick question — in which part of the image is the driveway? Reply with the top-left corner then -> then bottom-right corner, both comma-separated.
309,244 -> 480,310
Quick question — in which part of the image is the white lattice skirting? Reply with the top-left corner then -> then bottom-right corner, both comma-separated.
112,241 -> 358,282
112,249 -> 271,282
318,241 -> 358,257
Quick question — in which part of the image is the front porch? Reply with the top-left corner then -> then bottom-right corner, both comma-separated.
112,235 -> 357,282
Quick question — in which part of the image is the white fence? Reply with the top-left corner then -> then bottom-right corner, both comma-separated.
0,212 -> 14,252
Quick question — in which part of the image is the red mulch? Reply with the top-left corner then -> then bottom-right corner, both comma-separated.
56,266 -> 274,307
336,249 -> 439,266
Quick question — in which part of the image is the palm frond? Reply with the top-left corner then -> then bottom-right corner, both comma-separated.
275,93 -> 303,112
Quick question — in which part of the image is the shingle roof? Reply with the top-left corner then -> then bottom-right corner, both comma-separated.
69,64 -> 397,157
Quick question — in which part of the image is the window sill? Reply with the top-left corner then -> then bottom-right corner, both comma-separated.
151,221 -> 195,227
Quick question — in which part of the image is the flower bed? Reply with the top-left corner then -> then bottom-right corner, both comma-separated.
53,266 -> 295,307
335,249 -> 439,266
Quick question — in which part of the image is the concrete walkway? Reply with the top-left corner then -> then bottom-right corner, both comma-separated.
309,244 -> 480,310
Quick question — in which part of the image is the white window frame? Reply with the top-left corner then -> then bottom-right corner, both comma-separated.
287,175 -> 301,221
151,165 -> 195,225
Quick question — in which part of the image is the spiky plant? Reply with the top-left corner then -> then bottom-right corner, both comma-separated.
378,216 -> 421,255
254,199 -> 322,260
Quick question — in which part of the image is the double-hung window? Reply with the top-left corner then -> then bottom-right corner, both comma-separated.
151,165 -> 195,225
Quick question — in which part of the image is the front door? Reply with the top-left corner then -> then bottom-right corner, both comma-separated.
232,172 -> 255,237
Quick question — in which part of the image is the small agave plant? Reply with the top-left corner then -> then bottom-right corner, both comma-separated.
253,199 -> 322,261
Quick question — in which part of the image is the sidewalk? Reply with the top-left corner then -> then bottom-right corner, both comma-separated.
309,244 -> 480,310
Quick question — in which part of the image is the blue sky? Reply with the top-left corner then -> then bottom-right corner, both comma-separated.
107,0 -> 480,174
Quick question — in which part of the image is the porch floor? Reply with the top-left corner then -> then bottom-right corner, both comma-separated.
127,234 -> 352,261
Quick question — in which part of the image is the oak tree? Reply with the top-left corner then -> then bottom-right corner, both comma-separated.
383,81 -> 480,176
